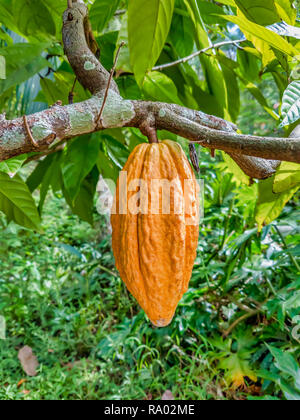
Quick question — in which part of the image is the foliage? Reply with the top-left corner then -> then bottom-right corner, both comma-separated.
0,0 -> 299,401
0,0 -> 299,229
0,164 -> 299,400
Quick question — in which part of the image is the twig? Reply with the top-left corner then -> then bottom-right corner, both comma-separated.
152,39 -> 246,72
114,9 -> 126,16
22,116 -> 39,148
95,42 -> 125,127
68,77 -> 77,104
273,225 -> 300,272
223,309 -> 261,337
67,0 -> 73,8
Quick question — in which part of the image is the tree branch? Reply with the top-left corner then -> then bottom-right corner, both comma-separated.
152,38 -> 246,72
0,2 -> 299,181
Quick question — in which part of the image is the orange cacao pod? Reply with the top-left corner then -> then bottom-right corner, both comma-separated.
111,140 -> 200,327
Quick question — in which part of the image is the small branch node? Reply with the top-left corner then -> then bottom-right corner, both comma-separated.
95,42 -> 125,127
51,100 -> 63,108
139,119 -> 158,144
68,77 -> 77,105
22,116 -> 39,148
189,143 -> 200,173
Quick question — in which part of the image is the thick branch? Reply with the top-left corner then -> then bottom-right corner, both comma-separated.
62,2 -> 119,95
0,2 -> 298,181
152,38 -> 246,72
0,96 -> 299,172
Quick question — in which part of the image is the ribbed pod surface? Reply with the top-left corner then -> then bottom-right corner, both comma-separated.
111,140 -> 200,327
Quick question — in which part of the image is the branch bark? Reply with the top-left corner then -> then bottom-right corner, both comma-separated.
0,2 -> 299,180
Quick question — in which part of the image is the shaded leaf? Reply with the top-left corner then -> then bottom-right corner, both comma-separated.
0,172 -> 41,230
62,135 -> 100,203
128,0 -> 175,84
280,81 -> 300,127
90,0 -> 121,33
255,177 -> 299,231
274,162 -> 300,193
234,0 -> 279,26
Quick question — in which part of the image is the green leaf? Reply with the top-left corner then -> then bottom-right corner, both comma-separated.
90,0 -> 121,33
243,80 -> 279,120
221,152 -> 250,186
128,0 -> 175,85
183,0 -> 227,117
255,177 -> 299,231
214,0 -> 235,5
0,43 -> 50,95
115,13 -> 132,74
62,135 -> 100,203
0,155 -> 26,176
103,135 -> 130,169
274,162 -> 300,193
0,172 -> 40,230
274,0 -> 297,25
97,150 -> 119,186
234,0 -> 280,26
39,153 -> 63,212
218,55 -> 240,122
142,71 -> 183,104
196,1 -> 226,24
266,344 -> 299,377
222,15 -> 300,58
170,11 -> 195,57
27,154 -> 56,193
63,171 -> 98,225
43,0 -> 69,37
280,81 -> 300,127
12,0 -> 56,38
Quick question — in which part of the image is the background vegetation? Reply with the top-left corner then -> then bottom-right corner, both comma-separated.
0,0 -> 299,400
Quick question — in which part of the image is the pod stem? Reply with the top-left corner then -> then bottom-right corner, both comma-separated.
139,120 -> 158,143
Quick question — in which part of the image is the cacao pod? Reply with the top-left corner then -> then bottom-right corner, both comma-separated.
111,140 -> 200,327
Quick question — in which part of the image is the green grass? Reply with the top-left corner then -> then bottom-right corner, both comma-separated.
0,173 -> 299,400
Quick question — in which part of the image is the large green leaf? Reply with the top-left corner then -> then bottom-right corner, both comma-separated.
27,154 -> 56,193
0,43 -> 50,96
12,0 -> 56,38
255,177 -> 299,231
170,11 -> 195,57
222,15 -> 300,58
183,0 -> 227,117
142,71 -> 183,105
43,0 -> 68,36
97,150 -> 119,186
221,153 -> 250,186
280,81 -> 300,127
274,0 -> 297,25
63,171 -> 98,225
115,13 -> 132,74
0,155 -> 27,176
103,135 -> 130,169
234,0 -> 279,26
0,172 -> 41,230
90,0 -> 121,33
274,162 -> 300,193
128,0 -> 175,85
62,135 -> 100,203
38,153 -> 63,212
